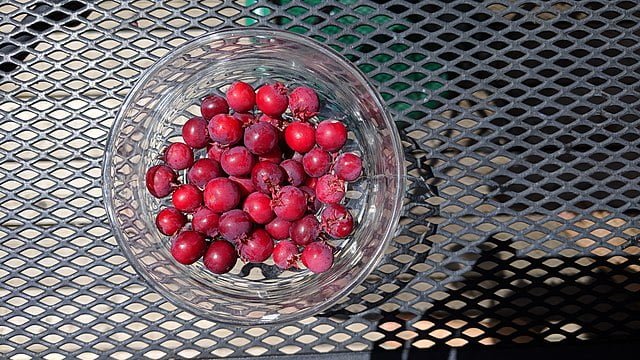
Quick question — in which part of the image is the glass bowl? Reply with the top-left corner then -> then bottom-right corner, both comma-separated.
103,28 -> 405,324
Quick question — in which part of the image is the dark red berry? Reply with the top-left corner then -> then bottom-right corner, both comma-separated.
171,231 -> 207,265
316,174 -> 345,204
290,214 -> 320,246
164,142 -> 194,170
256,82 -> 288,117
220,146 -> 255,176
280,159 -> 306,187
334,153 -> 363,181
207,142 -> 225,162
316,119 -> 347,152
299,185 -> 322,212
234,112 -> 255,126
155,207 -> 187,236
259,147 -> 283,164
284,122 -> 315,153
218,209 -> 252,242
273,240 -> 300,270
146,165 -> 176,198
192,207 -> 220,237
273,185 -> 307,221
208,114 -> 243,145
172,184 -> 203,213
304,176 -> 318,190
229,176 -> 255,198
187,158 -> 222,188
201,95 -> 229,120
302,148 -> 331,177
226,81 -> 256,113
258,113 -> 282,128
244,122 -> 278,155
288,86 -> 319,120
238,229 -> 273,263
203,177 -> 241,213
243,192 -> 275,224
321,204 -> 354,238
203,240 -> 237,274
182,117 -> 209,149
301,242 -> 333,274
251,161 -> 285,194
265,217 -> 292,240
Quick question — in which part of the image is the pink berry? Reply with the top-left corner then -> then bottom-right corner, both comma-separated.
243,192 -> 275,224
218,209 -> 252,242
256,82 -> 288,117
265,217 -> 292,240
334,153 -> 363,181
290,215 -> 320,246
146,165 -> 176,198
172,184 -> 203,213
182,116 -> 209,149
207,142 -> 225,162
316,119 -> 347,152
259,147 -> 283,164
201,95 -> 229,120
272,185 -> 307,221
203,240 -> 237,274
208,114 -> 243,145
284,122 -> 315,153
251,161 -> 285,194
155,207 -> 186,236
188,158 -> 222,188
316,174 -> 345,204
302,148 -> 331,177
280,159 -> 306,187
234,112 -> 255,126
244,122 -> 278,155
192,207 -> 220,237
226,81 -> 256,113
171,231 -> 207,265
273,240 -> 299,270
164,142 -> 194,170
238,229 -> 273,263
229,176 -> 256,198
321,204 -> 354,238
301,242 -> 333,274
259,113 -> 282,128
220,146 -> 255,176
288,86 -> 319,120
203,177 -> 241,213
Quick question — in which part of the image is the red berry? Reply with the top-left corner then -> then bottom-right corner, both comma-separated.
207,142 -> 225,162
280,159 -> 306,186
238,229 -> 273,263
251,161 -> 285,194
201,95 -> 229,120
146,165 -> 176,198
164,142 -> 194,170
155,207 -> 186,236
273,185 -> 307,221
229,176 -> 256,198
220,146 -> 255,176
218,209 -> 252,242
302,148 -> 331,177
244,122 -> 278,155
203,240 -> 237,274
203,177 -> 241,213
334,153 -> 363,181
256,82 -> 288,117
304,176 -> 318,190
208,114 -> 243,145
273,240 -> 300,270
172,184 -> 203,213
301,242 -> 333,274
258,113 -> 282,128
316,174 -> 345,204
171,231 -> 207,265
284,122 -> 315,153
290,214 -> 320,246
226,81 -> 256,113
316,119 -> 347,152
265,217 -> 292,240
182,117 -> 209,149
243,192 -> 275,224
234,112 -> 255,126
259,147 -> 283,164
187,158 -> 222,188
321,204 -> 354,238
192,207 -> 220,237
288,86 -> 319,120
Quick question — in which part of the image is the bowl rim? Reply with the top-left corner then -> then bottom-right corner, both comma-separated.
102,27 -> 406,325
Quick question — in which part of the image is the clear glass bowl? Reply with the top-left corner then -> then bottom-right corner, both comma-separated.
103,29 -> 405,324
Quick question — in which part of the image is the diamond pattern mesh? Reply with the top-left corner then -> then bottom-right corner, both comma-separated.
1,0 -> 639,358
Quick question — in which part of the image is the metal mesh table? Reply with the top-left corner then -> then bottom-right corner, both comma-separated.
1,0 -> 639,358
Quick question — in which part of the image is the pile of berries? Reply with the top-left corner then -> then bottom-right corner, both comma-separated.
145,81 -> 363,274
